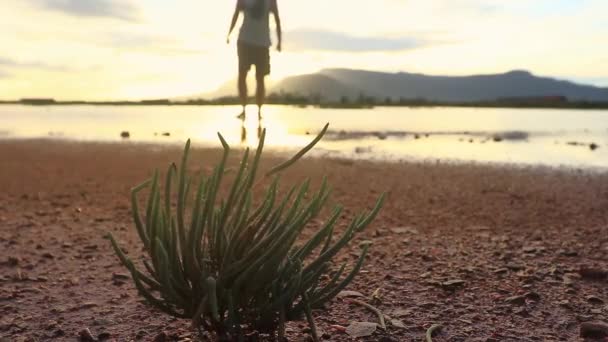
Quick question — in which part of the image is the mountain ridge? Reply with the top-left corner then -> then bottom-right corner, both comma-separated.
193,69 -> 608,103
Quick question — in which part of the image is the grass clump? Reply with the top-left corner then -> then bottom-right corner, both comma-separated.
108,123 -> 385,341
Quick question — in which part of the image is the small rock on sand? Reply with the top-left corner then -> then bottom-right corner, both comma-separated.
390,227 -> 419,235
579,268 -> 608,280
79,328 -> 95,342
580,321 -> 608,338
345,322 -> 377,338
153,331 -> 168,342
505,295 -> 526,306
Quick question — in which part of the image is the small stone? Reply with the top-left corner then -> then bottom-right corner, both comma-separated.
441,279 -> 466,290
379,337 -> 398,342
7,256 -> 19,266
345,322 -> 377,338
506,263 -> 525,271
390,227 -> 419,235
579,268 -> 608,280
589,143 -> 599,151
41,252 -> 54,259
79,302 -> 98,310
98,331 -> 111,340
358,240 -> 373,247
524,292 -> 541,301
153,331 -> 168,342
120,131 -> 130,139
558,300 -> 572,309
514,307 -> 529,317
336,291 -> 365,298
494,268 -> 509,274
112,273 -> 130,281
580,321 -> 608,338
390,318 -> 406,328
559,249 -> 578,257
505,295 -> 526,306
390,308 -> 412,317
587,296 -> 604,305
79,328 -> 95,342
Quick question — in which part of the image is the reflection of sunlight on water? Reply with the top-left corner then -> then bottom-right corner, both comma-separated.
1,104 -> 607,168
191,105 -> 313,149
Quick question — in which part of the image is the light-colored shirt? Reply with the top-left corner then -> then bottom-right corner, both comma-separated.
238,0 -> 272,47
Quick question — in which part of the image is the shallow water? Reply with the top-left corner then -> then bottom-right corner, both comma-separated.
1,104 -> 607,168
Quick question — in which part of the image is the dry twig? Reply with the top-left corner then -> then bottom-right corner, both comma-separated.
349,299 -> 386,329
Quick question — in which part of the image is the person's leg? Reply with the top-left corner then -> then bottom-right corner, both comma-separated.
255,71 -> 265,119
255,47 -> 270,119
237,43 -> 249,119
238,69 -> 248,119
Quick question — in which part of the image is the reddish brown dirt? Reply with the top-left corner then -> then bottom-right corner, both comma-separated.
1,139 -> 608,341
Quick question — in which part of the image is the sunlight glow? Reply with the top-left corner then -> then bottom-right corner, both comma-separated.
0,1 -> 606,100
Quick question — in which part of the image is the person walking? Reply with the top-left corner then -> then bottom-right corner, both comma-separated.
227,0 -> 282,120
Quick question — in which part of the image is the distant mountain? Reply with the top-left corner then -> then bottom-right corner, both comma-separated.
273,73 -> 362,100
188,69 -> 608,103
273,69 -> 608,103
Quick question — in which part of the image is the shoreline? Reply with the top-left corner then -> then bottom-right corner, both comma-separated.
1,139 -> 608,340
1,137 -> 607,173
2,102 -> 608,110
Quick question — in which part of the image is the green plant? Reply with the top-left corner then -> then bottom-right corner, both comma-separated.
108,124 -> 385,341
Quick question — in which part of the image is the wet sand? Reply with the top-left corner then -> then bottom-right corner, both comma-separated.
1,139 -> 608,341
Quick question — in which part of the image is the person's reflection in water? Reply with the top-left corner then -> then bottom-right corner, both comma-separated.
240,119 -> 247,143
257,118 -> 263,139
239,116 -> 264,143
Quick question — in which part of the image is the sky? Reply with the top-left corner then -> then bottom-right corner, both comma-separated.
1,0 -> 607,100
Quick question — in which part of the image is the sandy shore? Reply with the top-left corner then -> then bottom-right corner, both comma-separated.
1,139 -> 608,341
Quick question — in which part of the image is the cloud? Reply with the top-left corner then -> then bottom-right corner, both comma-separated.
285,29 -> 425,52
28,0 -> 137,21
0,70 -> 10,78
0,57 -> 73,72
104,32 -> 207,55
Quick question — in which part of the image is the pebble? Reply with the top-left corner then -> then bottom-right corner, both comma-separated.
7,256 -> 20,266
505,295 -> 526,306
79,328 -> 95,342
41,252 -> 54,259
507,263 -> 526,271
587,295 -> 604,304
98,331 -> 111,340
153,331 -> 168,342
379,337 -> 398,342
579,268 -> 608,280
580,321 -> 608,338
390,227 -> 419,235
345,322 -> 377,338
441,279 -> 466,290
524,292 -> 541,301
336,291 -> 364,298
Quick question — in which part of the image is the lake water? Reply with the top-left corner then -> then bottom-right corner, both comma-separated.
1,104 -> 607,168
